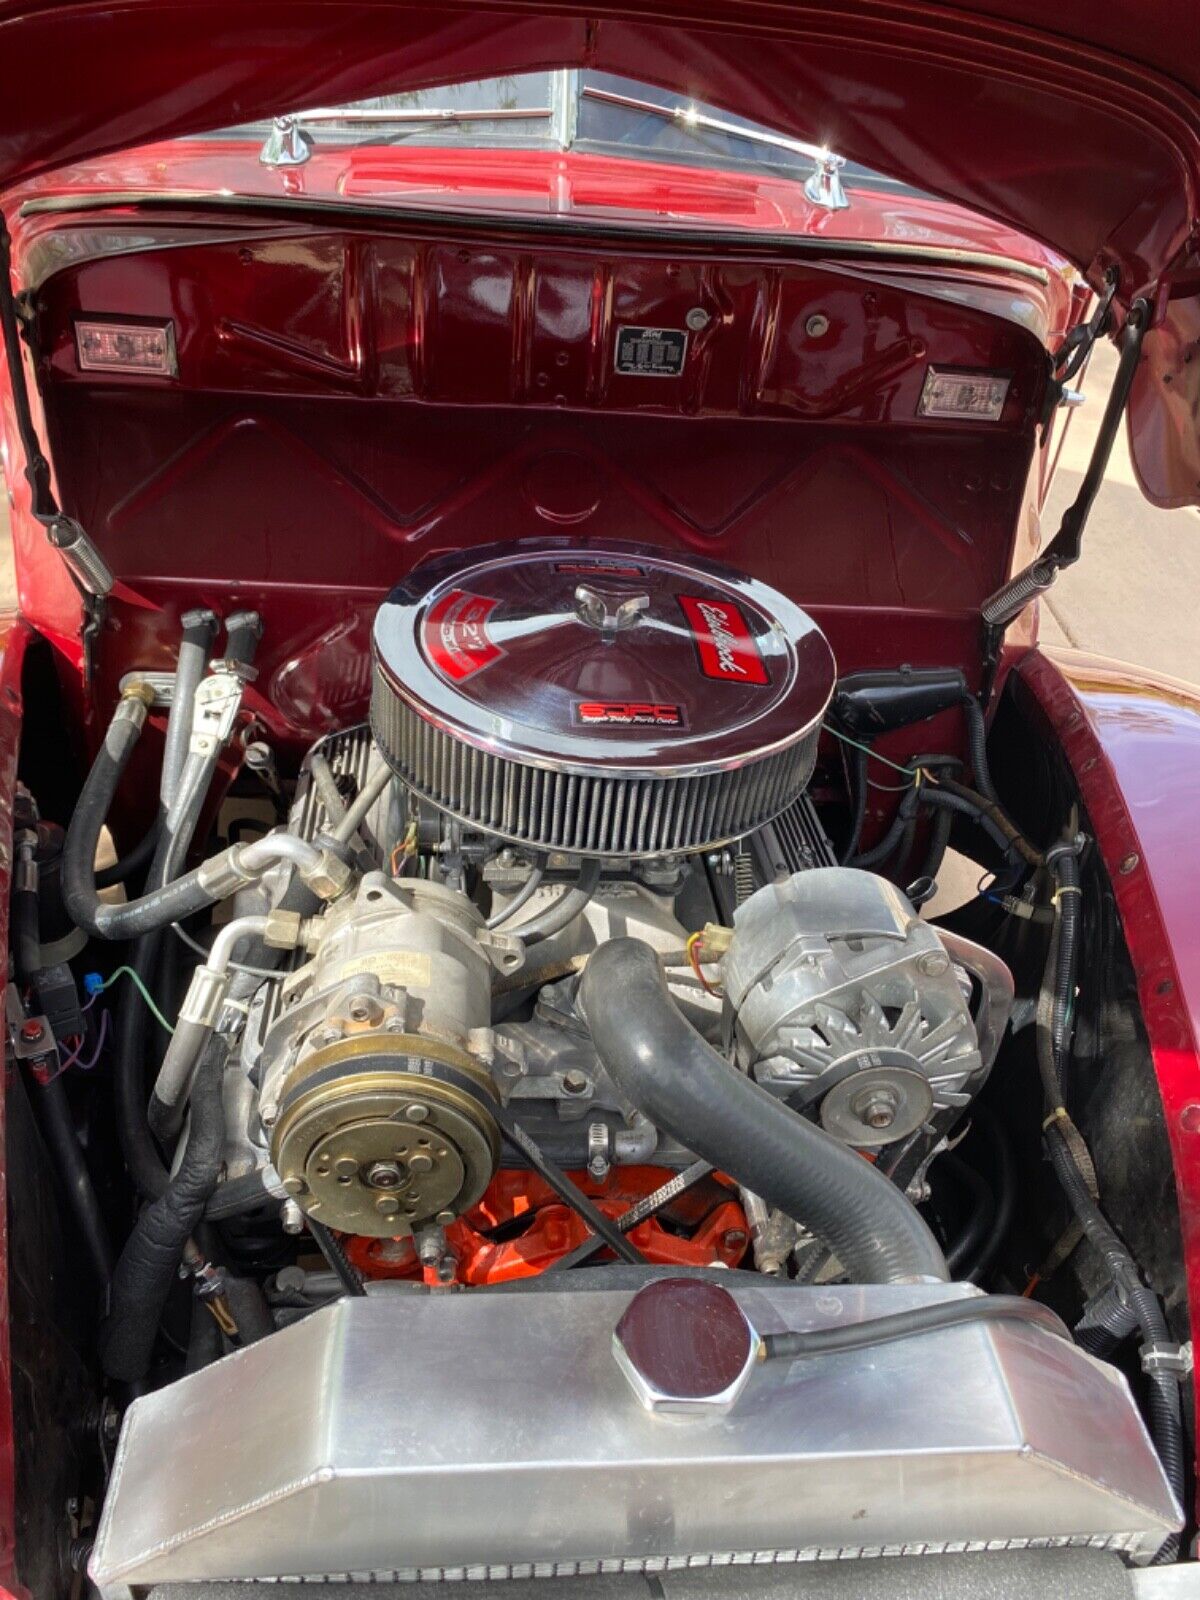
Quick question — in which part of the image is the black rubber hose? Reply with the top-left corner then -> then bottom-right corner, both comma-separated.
851,783 -> 920,869
99,1042 -> 228,1382
93,823 -> 160,890
515,857 -> 601,945
1074,1285 -> 1139,1357
12,880 -> 41,980
487,852 -> 549,929
966,1108 -> 1016,1285
221,1275 -> 275,1343
30,1071 -> 114,1286
941,1153 -> 995,1277
161,608 -> 218,807
580,939 -> 949,1284
920,787 -> 1020,864
838,744 -> 869,865
61,698 -> 221,941
920,804 -> 955,884
760,1293 -> 1069,1362
961,692 -> 998,803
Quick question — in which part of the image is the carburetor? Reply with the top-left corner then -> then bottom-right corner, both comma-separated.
257,873 -> 522,1238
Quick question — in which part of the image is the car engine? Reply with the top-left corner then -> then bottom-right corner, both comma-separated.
34,539 -> 1178,1591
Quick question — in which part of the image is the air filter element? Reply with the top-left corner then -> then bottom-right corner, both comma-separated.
371,541 -> 835,858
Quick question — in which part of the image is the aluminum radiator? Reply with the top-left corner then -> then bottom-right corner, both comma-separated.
91,1281 -> 1179,1596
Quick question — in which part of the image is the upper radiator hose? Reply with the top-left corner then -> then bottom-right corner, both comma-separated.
580,939 -> 948,1284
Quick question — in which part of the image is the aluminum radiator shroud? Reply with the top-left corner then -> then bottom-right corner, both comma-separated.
90,1281 -> 1180,1596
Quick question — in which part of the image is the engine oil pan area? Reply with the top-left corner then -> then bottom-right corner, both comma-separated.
91,1282 -> 1180,1595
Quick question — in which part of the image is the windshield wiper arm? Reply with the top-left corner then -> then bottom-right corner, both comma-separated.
261,105 -> 553,168
579,86 -> 849,210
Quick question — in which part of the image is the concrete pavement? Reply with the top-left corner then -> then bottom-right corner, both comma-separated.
1,341 -> 1196,682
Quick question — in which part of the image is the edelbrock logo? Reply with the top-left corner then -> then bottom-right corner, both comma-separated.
677,593 -> 770,686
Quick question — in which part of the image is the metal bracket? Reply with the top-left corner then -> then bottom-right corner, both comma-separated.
189,671 -> 246,756
1141,1340 -> 1193,1380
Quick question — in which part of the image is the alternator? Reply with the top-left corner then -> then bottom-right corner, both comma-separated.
721,868 -> 1012,1146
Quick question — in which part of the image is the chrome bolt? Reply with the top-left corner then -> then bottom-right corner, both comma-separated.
562,1070 -> 589,1096
280,1200 -> 305,1235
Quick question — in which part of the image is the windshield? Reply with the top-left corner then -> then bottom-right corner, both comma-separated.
207,70 -> 925,202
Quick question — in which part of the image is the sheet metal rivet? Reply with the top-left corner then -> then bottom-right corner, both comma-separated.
1181,1104 -> 1200,1133
1119,853 -> 1139,874
805,313 -> 830,337
405,1103 -> 430,1123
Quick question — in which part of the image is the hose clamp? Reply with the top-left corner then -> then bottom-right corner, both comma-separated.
1141,1340 -> 1193,1379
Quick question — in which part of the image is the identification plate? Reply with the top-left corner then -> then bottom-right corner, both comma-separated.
615,326 -> 688,377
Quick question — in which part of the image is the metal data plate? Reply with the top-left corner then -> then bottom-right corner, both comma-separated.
91,1282 -> 1181,1598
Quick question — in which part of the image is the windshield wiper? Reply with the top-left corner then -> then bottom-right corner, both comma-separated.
261,105 -> 554,168
579,86 -> 849,210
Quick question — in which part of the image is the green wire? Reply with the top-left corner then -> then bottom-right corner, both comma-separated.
95,965 -> 175,1035
822,721 -> 918,778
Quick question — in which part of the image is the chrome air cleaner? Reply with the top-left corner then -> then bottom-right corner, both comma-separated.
371,541 -> 835,857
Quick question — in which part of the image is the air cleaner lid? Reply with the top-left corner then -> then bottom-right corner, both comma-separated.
372,540 -> 836,778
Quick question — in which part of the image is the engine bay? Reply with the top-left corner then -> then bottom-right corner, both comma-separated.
4,533 -> 1187,1590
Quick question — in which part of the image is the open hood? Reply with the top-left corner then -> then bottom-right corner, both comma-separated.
0,0 -> 1198,506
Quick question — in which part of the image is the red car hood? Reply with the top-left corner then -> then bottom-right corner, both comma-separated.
1,0 -> 1198,506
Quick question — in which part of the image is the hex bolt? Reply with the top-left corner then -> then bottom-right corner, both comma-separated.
280,1200 -> 305,1235
917,951 -> 950,977
562,1070 -> 589,1096
853,1088 -> 898,1131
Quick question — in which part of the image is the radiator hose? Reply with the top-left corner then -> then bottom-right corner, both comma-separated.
580,939 -> 948,1285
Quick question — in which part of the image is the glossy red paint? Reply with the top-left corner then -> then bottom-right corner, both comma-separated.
9,141 -> 1077,266
0,0 -> 1197,503
1015,643 -> 1200,1492
0,616 -> 32,1600
7,213 -> 1062,773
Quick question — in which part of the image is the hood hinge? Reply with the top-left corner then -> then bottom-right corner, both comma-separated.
0,216 -> 111,678
982,291 -> 1151,639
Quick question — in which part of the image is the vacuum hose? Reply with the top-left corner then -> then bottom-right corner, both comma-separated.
580,939 -> 948,1285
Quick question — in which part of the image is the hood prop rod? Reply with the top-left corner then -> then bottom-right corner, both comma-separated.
0,217 -> 112,670
982,293 -> 1151,634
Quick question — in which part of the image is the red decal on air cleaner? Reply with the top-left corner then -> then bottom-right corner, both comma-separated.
575,701 -> 686,728
677,595 -> 770,686
423,589 -> 504,682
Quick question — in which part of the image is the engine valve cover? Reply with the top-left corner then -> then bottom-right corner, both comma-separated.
371,540 -> 835,857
